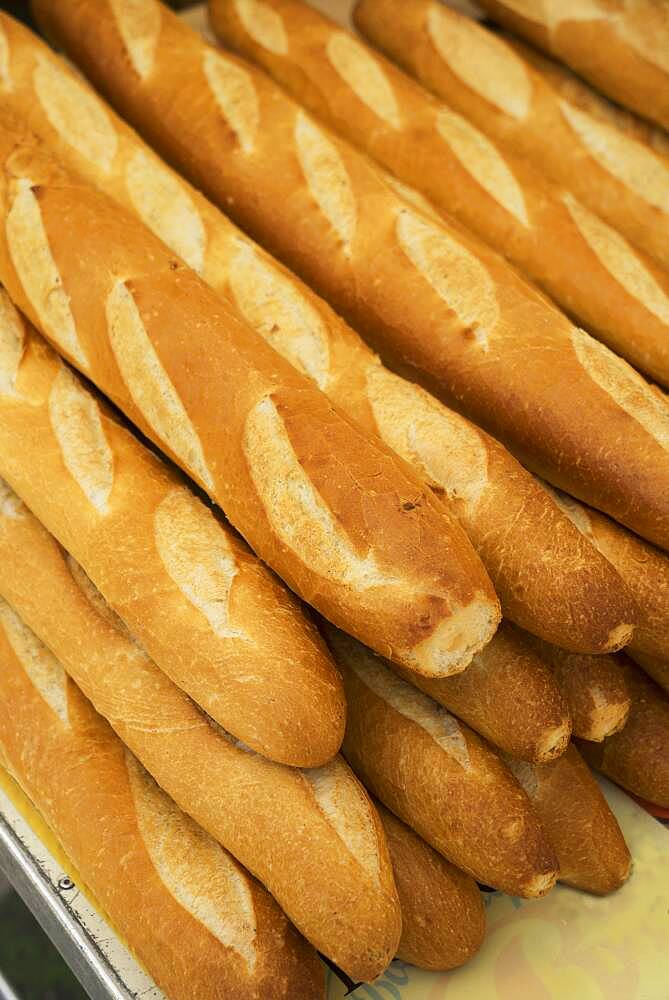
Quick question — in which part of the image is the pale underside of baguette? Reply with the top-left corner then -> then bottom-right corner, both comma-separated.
0,8 -> 639,659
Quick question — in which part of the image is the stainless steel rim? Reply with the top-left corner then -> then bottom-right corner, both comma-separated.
0,811 -> 131,1000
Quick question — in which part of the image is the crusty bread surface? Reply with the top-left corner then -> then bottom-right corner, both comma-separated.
0,475 -> 401,981
376,800 -> 486,970
505,744 -> 631,895
325,625 -> 560,898
0,298 -> 345,766
212,0 -> 669,387
0,102 -> 500,678
474,0 -> 669,131
395,620 -> 572,763
544,485 -> 669,692
524,634 -> 631,743
578,657 -> 669,808
0,9 -> 640,654
31,0 -> 669,550
0,599 -> 325,1000
353,0 -> 669,273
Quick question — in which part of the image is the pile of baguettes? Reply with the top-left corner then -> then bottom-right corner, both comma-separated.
0,0 -> 667,994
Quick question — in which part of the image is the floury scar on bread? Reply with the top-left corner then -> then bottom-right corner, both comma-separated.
33,0 -> 669,551
509,36 -> 669,158
210,0 -> 669,389
0,297 -> 345,768
472,0 -> 669,132
0,10 -> 638,655
0,600 -> 326,1000
0,12 -> 636,656
0,477 -> 402,982
0,109 -> 499,678
353,0 -> 669,276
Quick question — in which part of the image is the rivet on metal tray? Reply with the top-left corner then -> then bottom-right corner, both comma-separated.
57,876 -> 75,892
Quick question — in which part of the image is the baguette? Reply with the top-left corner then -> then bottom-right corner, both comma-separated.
211,0 -> 669,388
323,625 -> 559,898
0,480 -> 401,981
626,651 -> 669,695
397,620 -> 571,763
375,800 -> 485,971
0,302 -> 345,767
0,601 -> 325,1000
578,657 -> 669,808
504,745 -> 631,895
510,36 -> 669,157
353,0 -> 669,274
544,485 -> 669,692
0,11 -> 635,654
0,110 -> 499,678
524,636 -> 631,743
33,0 -> 669,551
474,0 -> 669,132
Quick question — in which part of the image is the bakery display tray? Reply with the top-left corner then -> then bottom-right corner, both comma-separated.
3,764 -> 669,1000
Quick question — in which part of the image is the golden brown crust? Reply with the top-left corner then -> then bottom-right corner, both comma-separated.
0,311 -> 345,767
0,11 -> 637,659
397,620 -> 572,763
476,0 -> 669,131
541,485 -> 669,691
626,649 -> 669,694
505,744 -> 631,895
458,450 -> 637,652
325,625 -> 559,898
33,0 -> 669,550
0,478 -> 401,981
578,657 -> 669,808
18,8 -> 498,679
576,505 -> 669,690
213,0 -> 669,388
353,0 -> 669,281
507,35 -> 669,156
523,635 -> 631,742
375,800 -> 486,970
0,608 -> 325,1000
